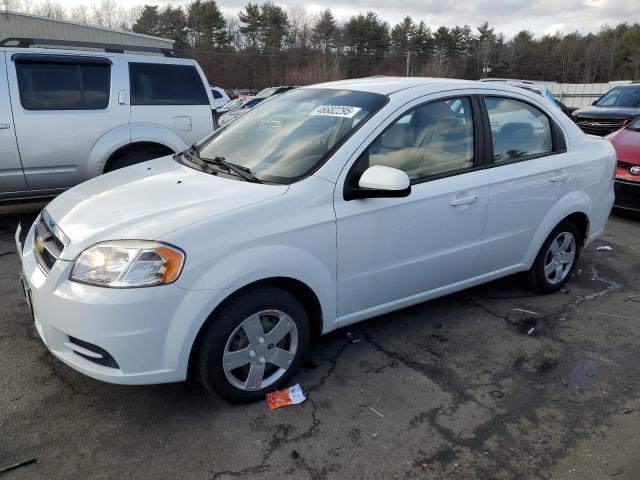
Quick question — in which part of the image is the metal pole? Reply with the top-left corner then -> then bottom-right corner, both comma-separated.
406,51 -> 411,77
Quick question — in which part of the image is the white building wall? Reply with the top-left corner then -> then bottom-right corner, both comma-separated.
0,11 -> 173,50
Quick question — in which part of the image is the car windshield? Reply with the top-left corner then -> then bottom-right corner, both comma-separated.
256,87 -> 278,98
595,87 -> 640,107
220,98 -> 244,111
195,88 -> 386,184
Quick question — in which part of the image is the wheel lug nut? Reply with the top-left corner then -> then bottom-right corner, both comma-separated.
249,350 -> 256,358
259,357 -> 266,364
258,337 -> 265,344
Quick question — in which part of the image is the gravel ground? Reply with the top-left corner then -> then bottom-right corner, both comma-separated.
1,205 -> 639,480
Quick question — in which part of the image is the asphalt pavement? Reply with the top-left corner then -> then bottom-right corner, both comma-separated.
1,205 -> 639,480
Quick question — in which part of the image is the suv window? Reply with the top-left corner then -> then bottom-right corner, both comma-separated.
485,97 -> 553,162
367,97 -> 475,180
211,89 -> 223,99
130,63 -> 208,106
15,60 -> 110,110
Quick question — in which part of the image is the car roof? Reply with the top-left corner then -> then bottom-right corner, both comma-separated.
302,76 -> 539,97
306,76 -> 493,95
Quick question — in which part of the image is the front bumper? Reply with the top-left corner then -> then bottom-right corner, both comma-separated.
18,223 -> 227,385
614,179 -> 640,212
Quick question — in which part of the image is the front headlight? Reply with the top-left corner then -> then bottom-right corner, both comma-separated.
70,241 -> 185,288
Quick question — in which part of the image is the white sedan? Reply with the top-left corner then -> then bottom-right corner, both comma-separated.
18,77 -> 615,402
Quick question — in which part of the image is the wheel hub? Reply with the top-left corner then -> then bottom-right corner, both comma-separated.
222,309 -> 298,391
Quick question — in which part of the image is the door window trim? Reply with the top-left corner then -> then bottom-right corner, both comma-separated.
343,94 -> 484,200
479,94 -> 567,169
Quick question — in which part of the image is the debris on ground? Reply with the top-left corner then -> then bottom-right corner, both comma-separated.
368,395 -> 385,418
0,458 -> 37,475
372,431 -> 381,439
346,332 -> 361,344
596,245 -> 612,252
291,450 -> 300,459
489,390 -> 504,399
513,308 -> 539,316
266,384 -> 306,410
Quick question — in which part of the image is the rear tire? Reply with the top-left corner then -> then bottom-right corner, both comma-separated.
197,287 -> 310,403
105,149 -> 170,172
527,221 -> 581,293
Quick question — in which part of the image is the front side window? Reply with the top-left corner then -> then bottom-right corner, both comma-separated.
16,59 -> 110,110
595,87 -> 640,108
367,97 -> 475,180
130,63 -> 208,106
485,97 -> 553,162
195,88 -> 386,183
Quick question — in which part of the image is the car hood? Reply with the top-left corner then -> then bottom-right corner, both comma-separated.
608,128 -> 640,165
46,156 -> 288,260
573,105 -> 640,119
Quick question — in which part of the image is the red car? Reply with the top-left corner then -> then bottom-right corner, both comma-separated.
607,116 -> 640,211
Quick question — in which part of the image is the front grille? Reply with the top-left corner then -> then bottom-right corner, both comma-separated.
575,117 -> 626,136
68,336 -> 120,369
33,211 -> 67,273
618,160 -> 640,173
614,180 -> 640,211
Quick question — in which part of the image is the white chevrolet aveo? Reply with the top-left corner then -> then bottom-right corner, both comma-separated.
17,77 -> 615,402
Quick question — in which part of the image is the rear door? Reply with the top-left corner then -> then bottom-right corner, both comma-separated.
7,53 -> 129,190
0,52 -> 27,194
129,61 -> 214,145
479,94 -> 572,273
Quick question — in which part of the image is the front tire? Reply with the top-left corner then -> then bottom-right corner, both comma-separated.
527,221 -> 581,293
197,287 -> 310,403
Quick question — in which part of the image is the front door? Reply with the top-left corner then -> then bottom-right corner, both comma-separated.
335,95 -> 489,321
6,54 -> 129,190
0,52 -> 27,194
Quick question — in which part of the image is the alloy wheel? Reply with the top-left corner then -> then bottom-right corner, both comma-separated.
222,309 -> 298,391
543,231 -> 576,285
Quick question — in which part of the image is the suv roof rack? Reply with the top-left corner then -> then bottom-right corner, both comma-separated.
0,37 -> 176,57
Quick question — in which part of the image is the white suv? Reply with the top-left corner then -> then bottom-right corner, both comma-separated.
17,77 -> 615,402
0,38 -> 216,201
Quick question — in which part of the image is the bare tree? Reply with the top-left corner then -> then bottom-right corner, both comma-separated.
69,4 -> 90,24
35,0 -> 65,19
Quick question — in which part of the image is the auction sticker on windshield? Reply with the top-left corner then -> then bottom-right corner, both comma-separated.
310,105 -> 362,118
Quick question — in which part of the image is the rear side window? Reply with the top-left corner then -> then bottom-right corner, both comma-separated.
15,60 -> 110,110
484,97 -> 553,162
130,63 -> 208,106
211,89 -> 222,99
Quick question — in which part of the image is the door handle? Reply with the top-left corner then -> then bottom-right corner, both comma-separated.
0,123 -> 10,129
450,194 -> 478,206
549,173 -> 569,183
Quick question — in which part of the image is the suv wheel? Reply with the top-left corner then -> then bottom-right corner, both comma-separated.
197,287 -> 310,403
527,221 -> 581,293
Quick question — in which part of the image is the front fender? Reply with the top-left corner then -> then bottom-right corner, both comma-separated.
183,244 -> 336,331
166,245 -> 337,381
524,190 -> 592,268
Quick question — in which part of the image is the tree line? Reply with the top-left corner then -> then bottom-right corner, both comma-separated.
4,0 -> 640,88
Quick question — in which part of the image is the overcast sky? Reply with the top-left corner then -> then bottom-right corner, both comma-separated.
61,0 -> 639,38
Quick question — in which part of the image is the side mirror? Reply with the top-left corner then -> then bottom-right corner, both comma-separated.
347,165 -> 411,200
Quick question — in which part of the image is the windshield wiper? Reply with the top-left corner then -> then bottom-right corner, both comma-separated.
183,147 -> 261,183
199,156 -> 262,183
